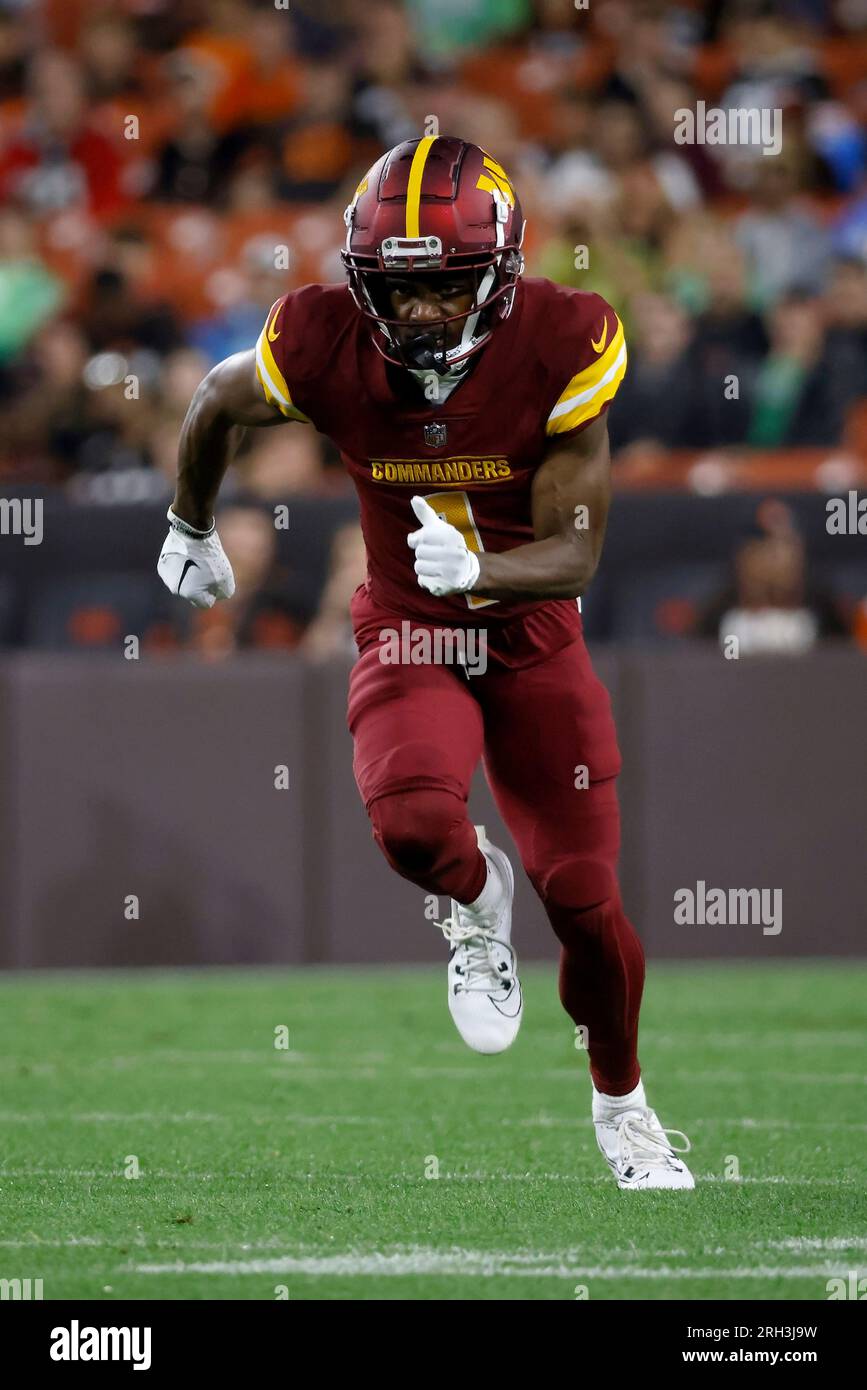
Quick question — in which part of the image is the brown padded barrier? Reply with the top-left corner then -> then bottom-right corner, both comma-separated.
0,647 -> 863,968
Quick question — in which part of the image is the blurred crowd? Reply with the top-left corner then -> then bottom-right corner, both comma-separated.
1,0 -> 866,655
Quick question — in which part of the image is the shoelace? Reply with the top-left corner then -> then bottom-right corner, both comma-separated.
435,915 -> 506,992
618,1112 -> 692,1167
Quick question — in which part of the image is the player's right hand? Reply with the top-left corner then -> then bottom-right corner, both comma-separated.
157,507 -> 235,609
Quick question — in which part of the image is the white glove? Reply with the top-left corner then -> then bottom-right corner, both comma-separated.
407,495 -> 480,597
157,507 -> 235,609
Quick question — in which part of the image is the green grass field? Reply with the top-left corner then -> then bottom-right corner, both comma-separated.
0,961 -> 864,1301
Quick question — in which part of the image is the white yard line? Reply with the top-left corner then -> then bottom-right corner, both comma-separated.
694,1174 -> 857,1186
505,1115 -> 867,1131
0,1111 -> 226,1124
644,1031 -> 865,1048
691,1116 -> 867,1130
4,1235 -> 864,1266
0,1236 -> 107,1248
127,1248 -> 855,1280
670,1070 -> 866,1086
354,1067 -> 863,1085
0,1167 -> 223,1180
0,1050 -> 306,1074
764,1237 -> 867,1252
268,1067 -> 382,1080
0,1167 -> 857,1186
2,1108 -> 861,1133
0,1111 -> 375,1126
2,1107 -> 861,1132
0,1057 -> 860,1085
536,1069 -> 865,1085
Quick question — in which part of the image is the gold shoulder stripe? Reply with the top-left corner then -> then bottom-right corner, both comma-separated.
254,306 -> 310,423
546,316 -> 627,436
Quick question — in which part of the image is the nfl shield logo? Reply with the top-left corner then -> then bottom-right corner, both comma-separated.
423,422 -> 447,448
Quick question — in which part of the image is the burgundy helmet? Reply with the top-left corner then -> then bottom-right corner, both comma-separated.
341,135 -> 525,372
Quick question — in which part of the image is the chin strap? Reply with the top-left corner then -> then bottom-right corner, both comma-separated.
455,265 -> 496,359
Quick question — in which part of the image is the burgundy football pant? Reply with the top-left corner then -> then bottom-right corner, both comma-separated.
347,630 -> 644,1096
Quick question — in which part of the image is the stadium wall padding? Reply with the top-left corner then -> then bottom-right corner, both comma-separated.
2,492 -> 867,649
0,648 -> 863,968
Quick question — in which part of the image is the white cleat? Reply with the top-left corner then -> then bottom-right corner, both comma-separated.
435,826 -> 523,1055
595,1105 -> 695,1190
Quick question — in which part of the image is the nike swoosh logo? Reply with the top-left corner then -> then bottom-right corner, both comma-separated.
491,983 -> 522,1019
267,310 -> 281,342
177,558 -> 199,594
591,319 -> 608,354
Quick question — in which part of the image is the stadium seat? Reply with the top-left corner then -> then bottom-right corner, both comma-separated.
24,572 -> 185,650
609,564 -> 725,643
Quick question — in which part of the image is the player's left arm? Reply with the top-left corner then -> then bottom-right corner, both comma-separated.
408,293 -> 624,602
471,413 -> 611,601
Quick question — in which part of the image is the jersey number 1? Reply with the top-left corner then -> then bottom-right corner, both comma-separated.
423,491 -> 497,610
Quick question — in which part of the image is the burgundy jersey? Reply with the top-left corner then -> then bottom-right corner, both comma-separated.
254,276 -> 626,641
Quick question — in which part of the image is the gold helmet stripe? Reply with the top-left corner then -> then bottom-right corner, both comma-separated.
405,136 -> 436,239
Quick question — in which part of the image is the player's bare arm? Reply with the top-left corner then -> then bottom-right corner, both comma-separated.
173,349 -> 283,531
158,349 -> 284,608
407,413 -> 611,603
473,413 -> 611,602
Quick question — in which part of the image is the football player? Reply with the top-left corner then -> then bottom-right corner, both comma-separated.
159,137 -> 694,1189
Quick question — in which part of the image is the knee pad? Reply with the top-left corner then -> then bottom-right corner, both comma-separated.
370,788 -> 465,877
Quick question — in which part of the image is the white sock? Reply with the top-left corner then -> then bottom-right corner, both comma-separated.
592,1078 -> 646,1122
465,851 -> 502,918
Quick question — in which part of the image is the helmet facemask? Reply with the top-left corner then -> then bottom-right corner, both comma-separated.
343,232 -> 524,374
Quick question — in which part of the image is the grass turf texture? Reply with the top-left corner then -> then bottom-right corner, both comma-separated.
0,961 -> 864,1302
